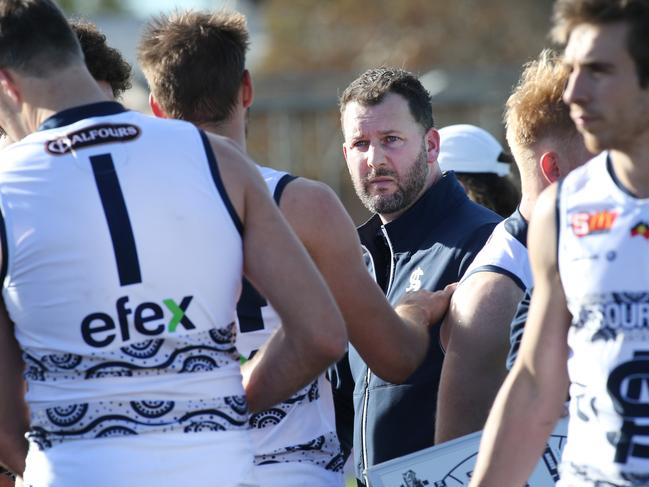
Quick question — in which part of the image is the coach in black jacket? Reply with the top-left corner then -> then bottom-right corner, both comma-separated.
333,67 -> 501,486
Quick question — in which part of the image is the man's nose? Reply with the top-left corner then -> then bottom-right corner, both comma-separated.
563,68 -> 589,107
366,142 -> 387,169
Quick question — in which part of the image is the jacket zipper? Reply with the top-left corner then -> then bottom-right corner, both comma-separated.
361,228 -> 395,485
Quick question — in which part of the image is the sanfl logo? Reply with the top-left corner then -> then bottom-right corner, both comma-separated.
405,267 -> 424,292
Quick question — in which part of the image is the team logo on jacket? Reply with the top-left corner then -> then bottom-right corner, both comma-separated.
631,221 -> 649,240
405,267 -> 424,292
570,210 -> 618,237
45,123 -> 141,155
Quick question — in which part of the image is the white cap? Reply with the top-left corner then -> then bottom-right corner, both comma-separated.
438,124 -> 512,177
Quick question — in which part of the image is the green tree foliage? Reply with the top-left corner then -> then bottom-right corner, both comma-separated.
259,0 -> 556,73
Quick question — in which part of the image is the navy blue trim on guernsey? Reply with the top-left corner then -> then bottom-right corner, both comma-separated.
273,174 -> 297,204
0,203 -> 8,286
90,154 -> 142,286
503,208 -> 528,248
606,153 -> 639,198
37,102 -> 127,132
463,265 -> 526,291
555,178 -> 564,271
198,130 -> 243,236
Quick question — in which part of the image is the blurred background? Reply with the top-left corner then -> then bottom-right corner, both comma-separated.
60,0 -> 556,223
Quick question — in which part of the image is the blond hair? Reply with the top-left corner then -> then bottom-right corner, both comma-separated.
504,49 -> 575,177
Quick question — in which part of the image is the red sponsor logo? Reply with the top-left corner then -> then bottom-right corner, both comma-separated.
570,210 -> 618,237
631,222 -> 649,240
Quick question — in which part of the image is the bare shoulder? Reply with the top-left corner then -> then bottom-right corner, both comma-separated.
441,272 -> 523,349
452,272 -> 524,313
278,177 -> 360,253
279,177 -> 347,220
205,132 -> 268,221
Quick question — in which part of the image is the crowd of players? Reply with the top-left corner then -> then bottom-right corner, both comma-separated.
0,0 -> 647,486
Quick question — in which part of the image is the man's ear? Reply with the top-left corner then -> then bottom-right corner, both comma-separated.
149,93 -> 167,118
241,69 -> 254,109
540,151 -> 560,183
425,127 -> 440,163
0,69 -> 21,107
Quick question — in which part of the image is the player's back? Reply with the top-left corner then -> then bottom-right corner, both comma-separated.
1,101 -> 256,487
235,164 -> 344,487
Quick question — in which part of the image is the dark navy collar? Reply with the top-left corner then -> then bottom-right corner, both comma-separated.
37,101 -> 127,132
606,152 -> 640,198
503,207 -> 528,248
358,171 -> 469,252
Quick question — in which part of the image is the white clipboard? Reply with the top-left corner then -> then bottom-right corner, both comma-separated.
366,418 -> 568,487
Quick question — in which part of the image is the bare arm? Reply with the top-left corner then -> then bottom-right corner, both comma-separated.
278,179 -> 453,383
209,135 -> 347,412
0,300 -> 28,476
469,184 -> 570,487
435,272 -> 523,443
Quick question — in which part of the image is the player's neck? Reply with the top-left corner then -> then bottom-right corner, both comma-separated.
609,144 -> 649,198
199,120 -> 246,152
518,173 -> 545,221
25,65 -> 109,132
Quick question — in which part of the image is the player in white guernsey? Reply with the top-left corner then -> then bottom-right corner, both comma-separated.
0,1 -> 350,485
0,18 -> 131,487
470,1 -> 649,486
138,10 -> 456,487
435,51 -> 592,444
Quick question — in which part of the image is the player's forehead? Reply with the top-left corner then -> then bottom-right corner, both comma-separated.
342,94 -> 417,139
564,21 -> 629,65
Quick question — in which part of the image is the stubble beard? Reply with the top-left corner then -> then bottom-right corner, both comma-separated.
355,146 -> 429,215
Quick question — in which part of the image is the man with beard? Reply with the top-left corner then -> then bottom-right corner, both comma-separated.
333,67 -> 501,486
137,11 -> 457,487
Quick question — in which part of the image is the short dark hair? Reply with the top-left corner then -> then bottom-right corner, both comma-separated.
339,67 -> 434,134
70,19 -> 132,99
0,0 -> 82,76
552,0 -> 649,88
138,9 -> 249,125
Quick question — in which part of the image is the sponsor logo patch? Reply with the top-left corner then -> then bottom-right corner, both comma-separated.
81,295 -> 195,348
570,210 -> 618,237
631,221 -> 649,240
45,123 -> 141,155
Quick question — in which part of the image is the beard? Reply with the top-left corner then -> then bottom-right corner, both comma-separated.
354,143 -> 429,215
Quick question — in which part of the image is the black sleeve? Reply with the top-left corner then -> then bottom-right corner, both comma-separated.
505,288 -> 532,370
327,352 -> 355,460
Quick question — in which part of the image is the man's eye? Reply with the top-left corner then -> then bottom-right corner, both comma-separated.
353,140 -> 369,149
384,136 -> 400,143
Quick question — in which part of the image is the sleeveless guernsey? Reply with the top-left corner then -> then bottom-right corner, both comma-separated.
0,102 -> 256,486
460,208 -> 531,292
235,165 -> 344,486
558,152 -> 649,486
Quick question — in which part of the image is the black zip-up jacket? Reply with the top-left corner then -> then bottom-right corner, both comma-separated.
331,172 -> 501,485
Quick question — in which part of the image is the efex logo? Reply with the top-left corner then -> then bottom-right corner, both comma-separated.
81,296 -> 194,347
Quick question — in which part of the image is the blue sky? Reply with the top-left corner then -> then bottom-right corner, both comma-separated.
128,0 -> 236,18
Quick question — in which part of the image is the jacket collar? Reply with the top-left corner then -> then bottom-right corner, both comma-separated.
37,101 -> 127,132
358,171 -> 469,252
